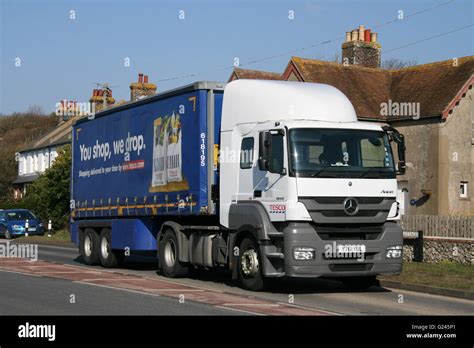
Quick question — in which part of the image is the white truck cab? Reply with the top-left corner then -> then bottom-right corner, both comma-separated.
219,80 -> 405,290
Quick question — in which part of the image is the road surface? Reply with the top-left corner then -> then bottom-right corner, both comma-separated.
0,241 -> 472,315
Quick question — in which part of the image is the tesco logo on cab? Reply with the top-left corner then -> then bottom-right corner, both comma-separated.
269,204 -> 286,214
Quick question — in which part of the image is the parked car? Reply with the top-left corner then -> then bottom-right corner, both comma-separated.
0,209 -> 44,239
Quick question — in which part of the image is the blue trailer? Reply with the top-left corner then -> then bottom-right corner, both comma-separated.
71,82 -> 223,264
71,80 -> 406,291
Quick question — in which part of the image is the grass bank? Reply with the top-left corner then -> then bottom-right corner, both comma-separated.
11,229 -> 74,248
381,261 -> 474,292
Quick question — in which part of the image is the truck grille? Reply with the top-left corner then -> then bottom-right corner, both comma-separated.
300,196 -> 396,224
316,224 -> 384,240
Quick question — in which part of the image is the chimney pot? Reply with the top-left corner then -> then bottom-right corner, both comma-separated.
138,73 -> 143,83
358,25 -> 365,41
371,32 -> 377,43
345,31 -> 351,42
364,29 -> 371,42
351,30 -> 358,41
144,75 -> 149,83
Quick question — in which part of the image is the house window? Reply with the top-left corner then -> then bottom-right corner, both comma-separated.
33,153 -> 38,172
240,137 -> 254,169
19,157 -> 24,175
460,181 -> 468,198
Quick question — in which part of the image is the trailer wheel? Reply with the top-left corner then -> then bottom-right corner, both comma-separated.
238,237 -> 267,291
99,229 -> 123,268
81,228 -> 100,265
158,229 -> 189,278
342,276 -> 379,291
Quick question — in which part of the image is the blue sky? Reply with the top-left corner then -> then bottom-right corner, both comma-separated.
0,0 -> 473,114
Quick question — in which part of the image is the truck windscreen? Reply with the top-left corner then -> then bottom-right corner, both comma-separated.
289,128 -> 395,178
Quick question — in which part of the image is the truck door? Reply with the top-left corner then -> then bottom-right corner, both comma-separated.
237,128 -> 289,221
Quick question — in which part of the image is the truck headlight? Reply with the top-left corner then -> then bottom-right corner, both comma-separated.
293,247 -> 315,260
386,245 -> 403,258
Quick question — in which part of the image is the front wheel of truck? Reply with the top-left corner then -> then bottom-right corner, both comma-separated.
158,229 -> 189,278
238,237 -> 267,291
342,276 -> 379,291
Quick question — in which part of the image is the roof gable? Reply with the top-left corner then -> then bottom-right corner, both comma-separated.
389,56 -> 474,119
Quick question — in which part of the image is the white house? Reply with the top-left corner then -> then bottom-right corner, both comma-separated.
12,115 -> 78,199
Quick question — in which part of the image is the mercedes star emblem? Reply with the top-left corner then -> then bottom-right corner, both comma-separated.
343,197 -> 358,216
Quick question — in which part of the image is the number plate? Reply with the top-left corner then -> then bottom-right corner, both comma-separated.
337,244 -> 366,253
28,227 -> 36,232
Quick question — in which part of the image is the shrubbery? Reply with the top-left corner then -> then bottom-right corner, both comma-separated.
0,145 -> 71,230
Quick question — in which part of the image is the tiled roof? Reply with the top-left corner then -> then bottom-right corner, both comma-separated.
231,55 -> 474,120
287,57 -> 390,120
229,68 -> 282,82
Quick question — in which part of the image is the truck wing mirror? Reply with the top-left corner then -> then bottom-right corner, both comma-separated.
258,131 -> 271,171
383,125 -> 406,175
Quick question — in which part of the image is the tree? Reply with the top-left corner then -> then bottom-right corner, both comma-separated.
20,145 -> 71,230
0,110 -> 58,201
382,58 -> 417,70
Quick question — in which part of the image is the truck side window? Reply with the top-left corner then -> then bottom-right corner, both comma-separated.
269,133 -> 284,173
240,137 -> 254,169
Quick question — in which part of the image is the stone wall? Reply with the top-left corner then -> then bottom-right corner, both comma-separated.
403,237 -> 473,265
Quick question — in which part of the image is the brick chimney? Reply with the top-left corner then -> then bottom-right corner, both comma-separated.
89,88 -> 115,112
130,73 -> 157,101
342,25 -> 381,68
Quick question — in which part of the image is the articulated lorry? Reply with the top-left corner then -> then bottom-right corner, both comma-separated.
71,80 -> 406,291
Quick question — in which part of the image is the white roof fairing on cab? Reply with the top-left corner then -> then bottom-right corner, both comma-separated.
221,80 -> 358,131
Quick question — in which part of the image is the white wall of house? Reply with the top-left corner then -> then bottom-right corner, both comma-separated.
18,147 -> 60,176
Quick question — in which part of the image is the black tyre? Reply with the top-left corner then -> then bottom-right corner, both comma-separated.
4,230 -> 12,240
342,276 -> 379,291
238,236 -> 267,291
158,229 -> 189,278
99,228 -> 123,268
80,228 -> 100,265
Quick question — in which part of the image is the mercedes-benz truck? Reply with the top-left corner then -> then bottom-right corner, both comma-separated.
71,79 -> 406,291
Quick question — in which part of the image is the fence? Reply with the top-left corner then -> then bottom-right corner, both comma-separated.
400,214 -> 474,239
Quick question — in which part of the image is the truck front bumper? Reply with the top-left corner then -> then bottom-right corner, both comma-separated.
262,222 -> 403,278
